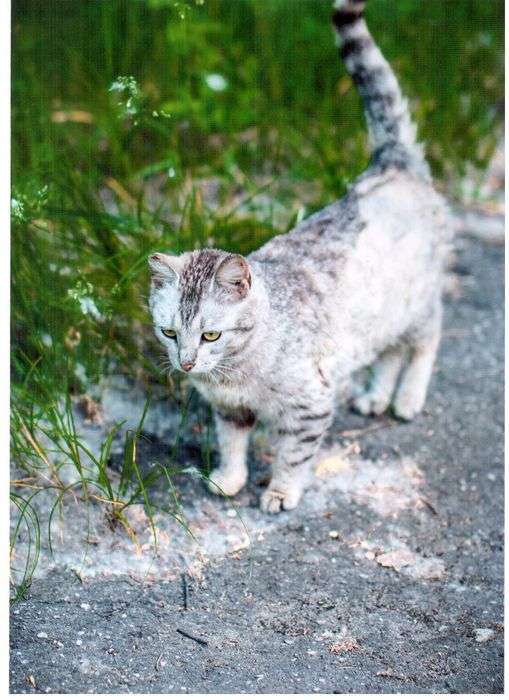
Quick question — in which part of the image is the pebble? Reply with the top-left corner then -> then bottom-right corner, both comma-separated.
37,632 -> 48,639
79,659 -> 91,674
474,628 -> 495,642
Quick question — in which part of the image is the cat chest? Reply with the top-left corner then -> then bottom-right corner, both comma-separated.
191,375 -> 280,421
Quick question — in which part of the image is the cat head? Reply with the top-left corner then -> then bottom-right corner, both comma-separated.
148,248 -> 256,377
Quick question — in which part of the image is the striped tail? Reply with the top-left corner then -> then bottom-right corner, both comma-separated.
332,0 -> 425,169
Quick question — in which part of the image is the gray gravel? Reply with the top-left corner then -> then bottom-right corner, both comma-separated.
10,235 -> 504,694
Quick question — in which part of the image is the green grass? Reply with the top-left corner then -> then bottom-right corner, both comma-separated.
10,0 -> 504,594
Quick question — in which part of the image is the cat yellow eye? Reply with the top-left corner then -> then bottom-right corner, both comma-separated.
202,331 -> 221,342
161,328 -> 176,338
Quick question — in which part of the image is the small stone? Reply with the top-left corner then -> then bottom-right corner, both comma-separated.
37,632 -> 48,639
76,639 -> 83,646
226,508 -> 237,518
79,659 -> 91,674
328,530 -> 339,539
474,628 -> 495,642
80,603 -> 90,611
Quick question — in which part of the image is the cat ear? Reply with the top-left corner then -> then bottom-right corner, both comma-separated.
148,253 -> 182,288
215,254 -> 252,300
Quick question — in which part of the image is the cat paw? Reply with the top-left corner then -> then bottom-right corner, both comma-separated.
260,484 -> 302,514
207,467 -> 247,497
352,391 -> 390,416
392,390 -> 424,421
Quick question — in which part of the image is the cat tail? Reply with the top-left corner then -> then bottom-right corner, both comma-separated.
332,0 -> 428,174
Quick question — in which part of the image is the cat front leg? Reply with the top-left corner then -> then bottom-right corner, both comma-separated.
260,403 -> 333,514
208,407 -> 255,497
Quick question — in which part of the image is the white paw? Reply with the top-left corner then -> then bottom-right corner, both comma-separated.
260,483 -> 302,514
207,467 -> 247,497
352,390 -> 390,416
392,390 -> 424,421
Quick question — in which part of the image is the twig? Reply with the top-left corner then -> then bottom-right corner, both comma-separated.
104,177 -> 137,207
176,628 -> 208,647
419,497 -> 438,516
181,573 -> 188,611
19,421 -> 64,489
338,419 -> 395,439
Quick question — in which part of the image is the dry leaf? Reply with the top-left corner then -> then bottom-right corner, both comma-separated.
78,395 -> 104,426
315,454 -> 350,478
409,557 -> 445,580
52,110 -> 94,124
330,637 -> 360,655
376,548 -> 416,572
64,326 -> 81,350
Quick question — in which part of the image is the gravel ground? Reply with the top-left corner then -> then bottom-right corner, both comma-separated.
10,234 -> 504,694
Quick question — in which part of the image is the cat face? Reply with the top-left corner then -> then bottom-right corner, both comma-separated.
149,249 -> 254,377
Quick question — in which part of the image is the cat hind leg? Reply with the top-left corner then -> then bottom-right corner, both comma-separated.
393,315 -> 441,421
352,346 -> 405,416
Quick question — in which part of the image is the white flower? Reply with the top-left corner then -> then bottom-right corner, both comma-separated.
11,198 -> 26,223
204,73 -> 228,92
78,297 -> 104,321
109,76 -> 140,116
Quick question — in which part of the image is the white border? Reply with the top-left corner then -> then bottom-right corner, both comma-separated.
2,0 -> 10,696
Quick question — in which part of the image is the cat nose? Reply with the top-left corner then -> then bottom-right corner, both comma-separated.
180,361 -> 195,372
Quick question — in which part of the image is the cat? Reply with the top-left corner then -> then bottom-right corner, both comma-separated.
148,0 -> 452,514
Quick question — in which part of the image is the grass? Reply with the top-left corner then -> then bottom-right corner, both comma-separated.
10,0 -> 504,596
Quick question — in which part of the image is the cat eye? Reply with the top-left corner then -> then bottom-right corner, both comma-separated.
161,328 -> 176,338
202,331 -> 221,342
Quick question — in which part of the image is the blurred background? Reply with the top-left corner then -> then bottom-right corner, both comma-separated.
10,0 -> 504,591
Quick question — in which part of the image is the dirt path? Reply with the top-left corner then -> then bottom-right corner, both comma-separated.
10,234 -> 503,693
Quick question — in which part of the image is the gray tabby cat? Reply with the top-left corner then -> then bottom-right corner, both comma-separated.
148,0 -> 452,513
